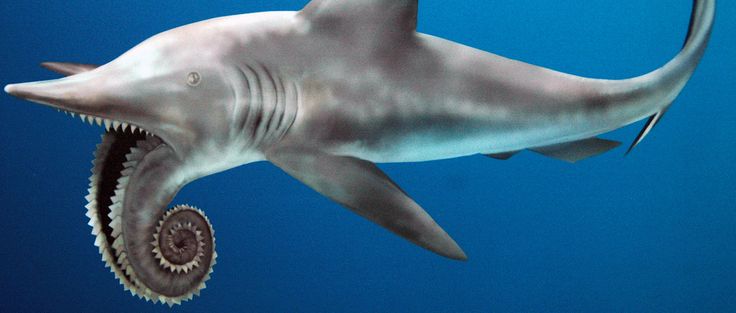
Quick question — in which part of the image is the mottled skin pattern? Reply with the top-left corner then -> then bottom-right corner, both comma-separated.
4,0 -> 714,305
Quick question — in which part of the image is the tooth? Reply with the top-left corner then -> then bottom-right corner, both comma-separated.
87,116 -> 94,125
71,112 -> 76,118
131,125 -> 138,133
80,114 -> 87,122
95,117 -> 102,126
113,120 -> 121,130
121,122 -> 129,131
104,119 -> 112,130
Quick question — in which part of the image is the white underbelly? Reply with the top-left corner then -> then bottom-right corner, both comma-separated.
335,115 -> 630,163
335,131 -> 532,163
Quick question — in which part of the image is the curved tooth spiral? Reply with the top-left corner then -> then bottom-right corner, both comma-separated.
89,135 -> 216,306
86,133 -> 144,294
152,205 -> 214,274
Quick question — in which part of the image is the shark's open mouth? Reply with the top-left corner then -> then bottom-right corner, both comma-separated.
61,111 -> 217,306
4,60 -> 221,305
87,129 -> 147,293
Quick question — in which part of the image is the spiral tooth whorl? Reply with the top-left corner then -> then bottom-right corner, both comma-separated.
88,133 -> 217,306
138,204 -> 216,306
109,139 -> 216,305
152,205 -> 214,274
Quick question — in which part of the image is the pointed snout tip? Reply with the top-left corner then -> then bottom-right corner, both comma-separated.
4,84 -> 15,96
5,83 -> 35,100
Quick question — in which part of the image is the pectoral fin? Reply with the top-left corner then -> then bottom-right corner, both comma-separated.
531,137 -> 621,163
266,147 -> 467,260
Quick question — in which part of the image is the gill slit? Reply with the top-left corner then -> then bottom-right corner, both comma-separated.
280,79 -> 299,141
260,63 -> 282,145
251,64 -> 272,148
236,61 -> 299,150
271,68 -> 288,144
231,66 -> 250,140
237,64 -> 263,148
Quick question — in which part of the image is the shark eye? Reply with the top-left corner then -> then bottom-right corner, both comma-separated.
186,72 -> 202,87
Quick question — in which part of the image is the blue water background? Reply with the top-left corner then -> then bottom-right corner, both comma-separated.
1,1 -> 734,312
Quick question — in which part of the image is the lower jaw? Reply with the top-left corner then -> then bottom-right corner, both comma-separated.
86,129 -> 151,291
84,128 -> 216,306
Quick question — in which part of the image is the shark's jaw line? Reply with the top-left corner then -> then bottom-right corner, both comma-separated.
57,106 -> 152,137
4,73 -> 163,146
4,0 -> 714,306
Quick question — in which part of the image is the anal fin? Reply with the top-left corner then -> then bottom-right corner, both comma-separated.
485,151 -> 520,160
531,137 -> 621,163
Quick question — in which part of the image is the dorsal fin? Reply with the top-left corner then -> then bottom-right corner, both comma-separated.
301,0 -> 418,39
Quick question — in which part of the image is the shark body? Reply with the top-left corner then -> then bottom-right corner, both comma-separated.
5,0 -> 714,305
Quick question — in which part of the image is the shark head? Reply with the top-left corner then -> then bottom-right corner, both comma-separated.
4,24 -> 245,171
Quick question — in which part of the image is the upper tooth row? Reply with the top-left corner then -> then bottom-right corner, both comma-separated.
59,109 -> 151,135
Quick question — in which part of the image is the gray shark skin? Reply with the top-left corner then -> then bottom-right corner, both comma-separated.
4,0 -> 714,305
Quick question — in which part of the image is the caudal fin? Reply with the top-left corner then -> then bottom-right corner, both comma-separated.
627,0 -> 715,154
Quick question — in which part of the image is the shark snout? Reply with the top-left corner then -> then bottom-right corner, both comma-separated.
5,82 -> 66,105
5,81 -> 65,107
4,72 -> 109,114
5,83 -> 26,97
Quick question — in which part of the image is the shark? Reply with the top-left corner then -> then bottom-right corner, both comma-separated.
4,0 -> 714,306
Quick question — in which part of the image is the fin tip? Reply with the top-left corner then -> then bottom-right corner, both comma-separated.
452,251 -> 469,262
627,110 -> 667,155
439,239 -> 468,261
40,62 -> 57,71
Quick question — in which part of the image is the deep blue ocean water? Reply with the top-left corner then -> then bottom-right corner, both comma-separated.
1,1 -> 734,312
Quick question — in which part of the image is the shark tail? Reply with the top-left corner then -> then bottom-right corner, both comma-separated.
626,0 -> 715,154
